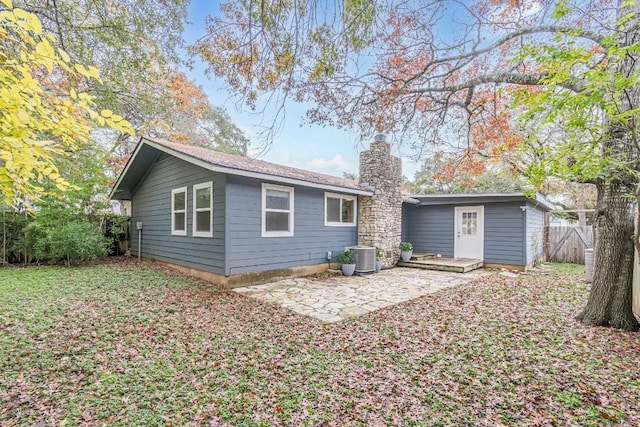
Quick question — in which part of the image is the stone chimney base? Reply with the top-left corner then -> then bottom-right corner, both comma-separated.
358,135 -> 403,267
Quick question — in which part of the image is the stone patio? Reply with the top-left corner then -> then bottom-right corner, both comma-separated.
232,267 -> 492,323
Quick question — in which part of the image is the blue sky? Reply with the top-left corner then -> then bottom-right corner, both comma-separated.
182,0 -> 421,179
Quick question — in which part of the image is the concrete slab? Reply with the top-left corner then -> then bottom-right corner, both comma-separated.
231,267 -> 491,323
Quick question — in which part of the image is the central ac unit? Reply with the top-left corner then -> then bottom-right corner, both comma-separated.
350,245 -> 376,274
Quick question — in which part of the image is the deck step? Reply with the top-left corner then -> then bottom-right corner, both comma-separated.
410,253 -> 437,261
398,258 -> 483,273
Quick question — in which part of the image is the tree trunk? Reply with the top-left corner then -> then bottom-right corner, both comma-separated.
577,0 -> 640,331
577,179 -> 639,331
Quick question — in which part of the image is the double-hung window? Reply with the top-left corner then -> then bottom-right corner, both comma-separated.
324,193 -> 357,226
262,183 -> 294,237
171,187 -> 187,235
193,182 -> 213,237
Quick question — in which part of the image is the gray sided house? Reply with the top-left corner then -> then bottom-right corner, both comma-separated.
402,193 -> 552,271
111,136 -> 374,286
111,135 -> 550,286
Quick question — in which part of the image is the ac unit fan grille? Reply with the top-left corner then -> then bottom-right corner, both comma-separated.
351,246 -> 376,273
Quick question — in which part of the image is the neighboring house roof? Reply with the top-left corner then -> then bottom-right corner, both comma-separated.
407,192 -> 554,211
111,136 -> 373,200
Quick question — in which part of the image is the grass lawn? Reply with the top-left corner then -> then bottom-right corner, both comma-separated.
1,260 -> 639,426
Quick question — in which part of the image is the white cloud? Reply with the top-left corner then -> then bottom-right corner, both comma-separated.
305,154 -> 352,175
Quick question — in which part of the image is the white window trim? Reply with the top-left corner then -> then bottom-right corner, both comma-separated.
171,186 -> 187,236
192,181 -> 213,238
262,183 -> 294,237
324,192 -> 357,227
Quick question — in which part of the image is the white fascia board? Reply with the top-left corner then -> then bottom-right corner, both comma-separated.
410,192 -> 526,199
108,136 -> 145,200
531,193 -> 555,211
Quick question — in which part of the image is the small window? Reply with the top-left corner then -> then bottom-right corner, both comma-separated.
171,187 -> 187,236
462,212 -> 478,235
324,193 -> 357,226
262,183 -> 294,237
193,182 -> 213,237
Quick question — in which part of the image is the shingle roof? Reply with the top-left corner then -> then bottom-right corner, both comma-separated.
138,136 -> 369,193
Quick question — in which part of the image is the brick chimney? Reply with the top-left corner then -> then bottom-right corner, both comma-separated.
358,134 -> 403,267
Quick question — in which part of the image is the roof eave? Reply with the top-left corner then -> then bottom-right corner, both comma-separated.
531,193 -> 554,211
108,136 -> 145,200
406,192 -> 553,210
409,192 -> 527,199
110,137 -> 373,199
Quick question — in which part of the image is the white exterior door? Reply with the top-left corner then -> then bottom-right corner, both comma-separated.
454,206 -> 484,259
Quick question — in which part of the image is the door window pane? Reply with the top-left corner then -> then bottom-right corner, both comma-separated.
462,212 -> 477,235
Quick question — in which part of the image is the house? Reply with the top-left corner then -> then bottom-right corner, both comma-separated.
402,193 -> 552,271
111,135 -> 376,287
110,135 -> 550,286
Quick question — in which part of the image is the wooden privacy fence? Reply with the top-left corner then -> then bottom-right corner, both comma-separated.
545,226 -> 593,264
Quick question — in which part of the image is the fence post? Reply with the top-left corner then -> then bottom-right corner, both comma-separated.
543,212 -> 549,261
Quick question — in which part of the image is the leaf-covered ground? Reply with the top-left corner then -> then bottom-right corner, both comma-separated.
1,260 -> 639,426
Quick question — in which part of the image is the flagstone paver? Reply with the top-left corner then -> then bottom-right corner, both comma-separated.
232,267 -> 492,323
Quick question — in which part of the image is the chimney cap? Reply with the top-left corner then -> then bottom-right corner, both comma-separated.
374,134 -> 386,143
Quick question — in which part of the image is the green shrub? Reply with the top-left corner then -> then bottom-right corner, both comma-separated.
337,250 -> 354,264
0,209 -> 29,263
16,218 -> 109,265
48,221 -> 110,265
399,241 -> 413,251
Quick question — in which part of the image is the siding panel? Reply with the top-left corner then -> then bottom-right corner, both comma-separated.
526,203 -> 545,264
130,153 -> 226,274
225,176 -> 358,274
483,202 -> 525,265
404,205 -> 455,257
401,204 -> 409,242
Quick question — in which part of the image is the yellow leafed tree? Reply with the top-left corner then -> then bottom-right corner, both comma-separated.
0,0 -> 133,207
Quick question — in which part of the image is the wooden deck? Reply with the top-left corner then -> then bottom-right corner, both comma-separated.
397,253 -> 483,273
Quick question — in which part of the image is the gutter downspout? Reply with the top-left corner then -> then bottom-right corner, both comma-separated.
135,221 -> 142,260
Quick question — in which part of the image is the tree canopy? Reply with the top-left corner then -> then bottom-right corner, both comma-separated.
194,0 -> 640,330
192,0 -> 638,181
409,154 -> 526,194
0,0 -> 132,207
16,0 -> 250,157
2,0 -> 250,210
